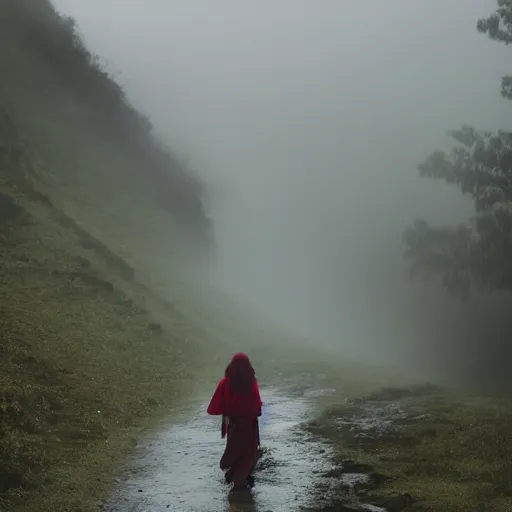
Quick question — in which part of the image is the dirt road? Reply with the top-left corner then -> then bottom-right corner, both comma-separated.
102,386 -> 340,512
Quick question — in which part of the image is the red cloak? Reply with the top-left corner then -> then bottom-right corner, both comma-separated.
207,353 -> 262,488
207,376 -> 262,418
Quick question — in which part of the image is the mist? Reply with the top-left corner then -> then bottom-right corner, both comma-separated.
52,0 -> 512,374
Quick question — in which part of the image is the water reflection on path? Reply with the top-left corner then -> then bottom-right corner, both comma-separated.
103,387 -> 333,512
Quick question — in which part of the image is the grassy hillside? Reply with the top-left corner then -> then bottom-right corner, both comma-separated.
0,3 -> 373,510
0,1 -> 241,510
0,185 -> 204,511
6,3 -> 510,512
0,0 -> 213,290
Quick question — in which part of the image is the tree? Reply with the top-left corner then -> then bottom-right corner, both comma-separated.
477,0 -> 512,98
404,1 -> 512,298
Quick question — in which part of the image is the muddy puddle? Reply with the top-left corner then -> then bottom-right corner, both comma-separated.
306,387 -> 438,512
102,387 -> 338,512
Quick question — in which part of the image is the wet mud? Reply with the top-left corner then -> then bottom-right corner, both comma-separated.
101,384 -> 431,512
306,386 -> 440,512
102,387 -> 336,512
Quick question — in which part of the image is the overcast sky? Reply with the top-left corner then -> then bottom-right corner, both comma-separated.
52,0 -> 512,358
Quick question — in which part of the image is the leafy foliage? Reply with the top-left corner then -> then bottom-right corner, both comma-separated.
404,1 -> 512,297
477,0 -> 512,99
477,0 -> 512,45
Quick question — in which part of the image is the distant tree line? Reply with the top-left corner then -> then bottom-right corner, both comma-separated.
404,0 -> 512,299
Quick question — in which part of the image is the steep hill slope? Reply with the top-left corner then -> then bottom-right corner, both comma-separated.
0,1 -> 221,510
0,0 -> 213,290
0,2 -> 353,510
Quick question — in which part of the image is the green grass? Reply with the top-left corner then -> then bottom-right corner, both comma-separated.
0,2 -> 397,511
0,189 -> 214,511
307,385 -> 512,512
0,182 -> 397,511
0,143 -> 394,511
0,100 -> 228,510
6,4 -> 510,512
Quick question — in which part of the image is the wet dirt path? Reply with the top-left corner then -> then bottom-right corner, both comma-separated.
103,387 -> 334,512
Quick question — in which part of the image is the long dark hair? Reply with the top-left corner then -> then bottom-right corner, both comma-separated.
225,352 -> 255,395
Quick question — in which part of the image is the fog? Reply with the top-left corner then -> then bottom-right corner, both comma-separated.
53,0 -> 512,372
